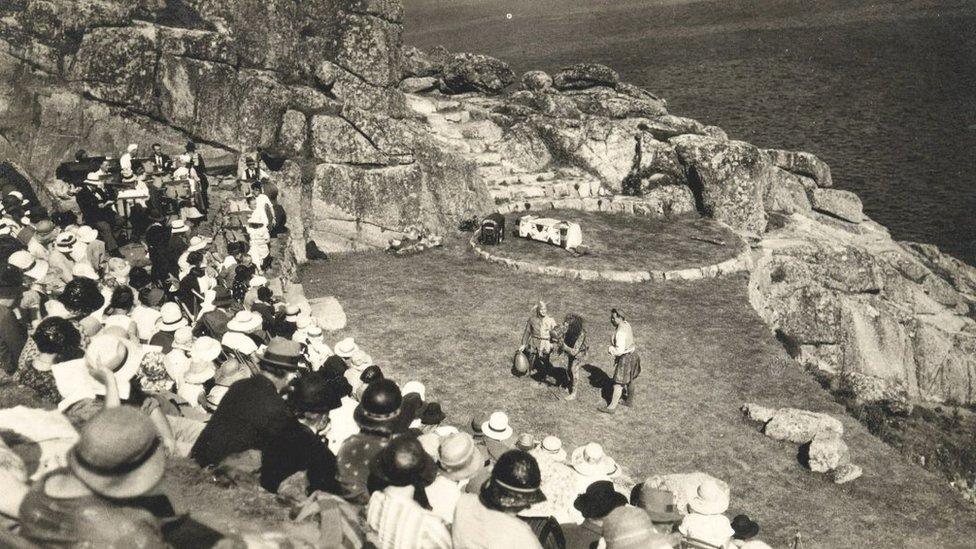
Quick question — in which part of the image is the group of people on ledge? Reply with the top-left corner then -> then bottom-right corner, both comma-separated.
0,141 -> 775,548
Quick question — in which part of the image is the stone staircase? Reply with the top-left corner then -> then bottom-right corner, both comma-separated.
406,93 -> 613,210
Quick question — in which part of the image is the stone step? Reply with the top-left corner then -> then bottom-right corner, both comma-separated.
473,152 -> 502,166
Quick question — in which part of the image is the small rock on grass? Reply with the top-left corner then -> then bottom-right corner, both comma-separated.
832,463 -> 863,484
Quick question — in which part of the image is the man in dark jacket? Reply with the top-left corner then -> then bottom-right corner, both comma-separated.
0,283 -> 25,375
191,338 -> 339,494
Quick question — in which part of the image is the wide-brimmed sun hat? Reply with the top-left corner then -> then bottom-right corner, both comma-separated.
54,231 -> 76,253
353,378 -> 403,433
190,336 -> 222,363
186,235 -> 211,252
221,331 -> 258,355
438,431 -> 485,482
688,478 -> 730,515
481,411 -> 514,441
257,337 -> 303,371
349,349 -> 373,370
157,302 -> 187,332
479,449 -> 546,511
68,407 -> 165,499
575,480 -> 628,520
284,303 -> 301,322
334,337 -> 359,358
227,310 -> 262,333
636,485 -> 683,523
184,360 -> 216,385
603,506 -> 668,549
84,332 -> 143,400
214,358 -> 250,386
8,250 -> 49,280
170,219 -> 189,234
248,275 -> 268,288
71,262 -> 98,281
34,219 -> 56,243
371,436 -> 437,488
570,442 -> 619,477
73,225 -> 98,244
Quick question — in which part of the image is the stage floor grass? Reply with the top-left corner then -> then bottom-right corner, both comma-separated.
301,242 -> 976,548
492,210 -> 741,272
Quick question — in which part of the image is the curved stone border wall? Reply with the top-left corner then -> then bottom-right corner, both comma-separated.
470,231 -> 755,283
497,195 -> 664,215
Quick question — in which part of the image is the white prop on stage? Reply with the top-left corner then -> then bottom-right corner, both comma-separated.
518,215 -> 583,250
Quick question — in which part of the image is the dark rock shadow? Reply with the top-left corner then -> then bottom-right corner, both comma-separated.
797,441 -> 812,470
582,364 -> 613,403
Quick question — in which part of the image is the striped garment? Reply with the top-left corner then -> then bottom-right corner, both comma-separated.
366,488 -> 452,549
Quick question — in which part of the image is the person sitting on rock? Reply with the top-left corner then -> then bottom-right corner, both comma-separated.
519,300 -> 557,379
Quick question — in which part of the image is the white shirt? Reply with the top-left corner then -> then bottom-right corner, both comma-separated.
679,513 -> 735,548
366,487 -> 451,549
426,475 -> 467,524
609,320 -> 635,357
326,396 -> 359,454
119,153 -> 133,173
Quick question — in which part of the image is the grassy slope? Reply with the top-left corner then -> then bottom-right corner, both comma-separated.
302,241 -> 976,548
496,211 -> 740,271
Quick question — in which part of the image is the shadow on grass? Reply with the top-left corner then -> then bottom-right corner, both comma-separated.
582,364 -> 613,404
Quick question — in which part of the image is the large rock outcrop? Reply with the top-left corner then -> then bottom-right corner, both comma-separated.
0,0 -> 490,256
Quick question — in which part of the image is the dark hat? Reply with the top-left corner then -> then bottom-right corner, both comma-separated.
574,480 -> 627,519
370,436 -> 437,488
470,412 -> 489,437
359,364 -> 384,384
420,402 -> 446,426
212,286 -> 234,308
67,407 -> 165,499
479,450 -> 546,511
289,370 -> 345,414
353,379 -> 403,434
635,485 -> 683,523
731,514 -> 760,540
257,337 -> 303,371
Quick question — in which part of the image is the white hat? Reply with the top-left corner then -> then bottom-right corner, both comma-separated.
183,207 -> 205,220
171,326 -> 194,352
170,219 -> 189,234
186,235 -> 211,252
481,411 -> 513,441
538,435 -> 567,462
8,250 -> 49,280
688,478 -> 730,515
306,325 -> 323,339
248,276 -> 268,288
54,232 -> 77,252
45,300 -> 71,318
71,263 -> 99,280
157,302 -> 188,332
126,143 -> 138,153
570,442 -> 619,478
401,381 -> 426,401
184,360 -> 216,385
227,310 -> 262,333
349,349 -> 373,370
284,303 -> 301,321
84,333 -> 143,401
191,336 -> 222,363
73,225 -> 98,244
221,331 -> 258,355
334,337 -> 358,358
294,315 -> 312,330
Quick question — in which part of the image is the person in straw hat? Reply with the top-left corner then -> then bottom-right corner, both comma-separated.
175,336 -> 220,406
632,485 -> 683,536
562,480 -> 628,549
150,302 -> 187,353
452,449 -> 548,548
602,505 -> 673,549
678,478 -> 734,548
482,410 -> 516,462
204,358 -> 251,412
16,407 -> 170,547
74,165 -> 120,255
226,309 -> 266,348
570,442 -> 620,493
27,218 -> 55,260
365,436 -> 451,549
8,249 -> 51,285
335,378 -> 406,505
193,337 -> 337,493
426,431 -> 487,523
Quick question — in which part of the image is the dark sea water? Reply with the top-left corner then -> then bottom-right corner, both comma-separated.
404,0 -> 976,264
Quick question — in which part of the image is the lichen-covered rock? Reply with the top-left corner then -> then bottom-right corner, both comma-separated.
276,110 -> 308,155
521,70 -> 553,91
333,11 -> 403,88
763,148 -> 833,187
399,76 -> 438,93
440,53 -> 515,95
810,188 -> 864,223
565,87 -> 667,119
762,408 -> 844,444
806,431 -> 851,472
552,63 -> 619,90
670,135 -> 769,234
832,463 -> 863,484
764,167 -> 813,215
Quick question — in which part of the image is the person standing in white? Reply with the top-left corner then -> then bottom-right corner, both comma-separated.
599,309 -> 641,414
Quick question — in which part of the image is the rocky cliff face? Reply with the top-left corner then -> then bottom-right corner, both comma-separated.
3,1 -> 974,404
0,0 -> 491,256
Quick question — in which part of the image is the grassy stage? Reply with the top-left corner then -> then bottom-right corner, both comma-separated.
302,241 -> 976,547
495,210 -> 741,272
